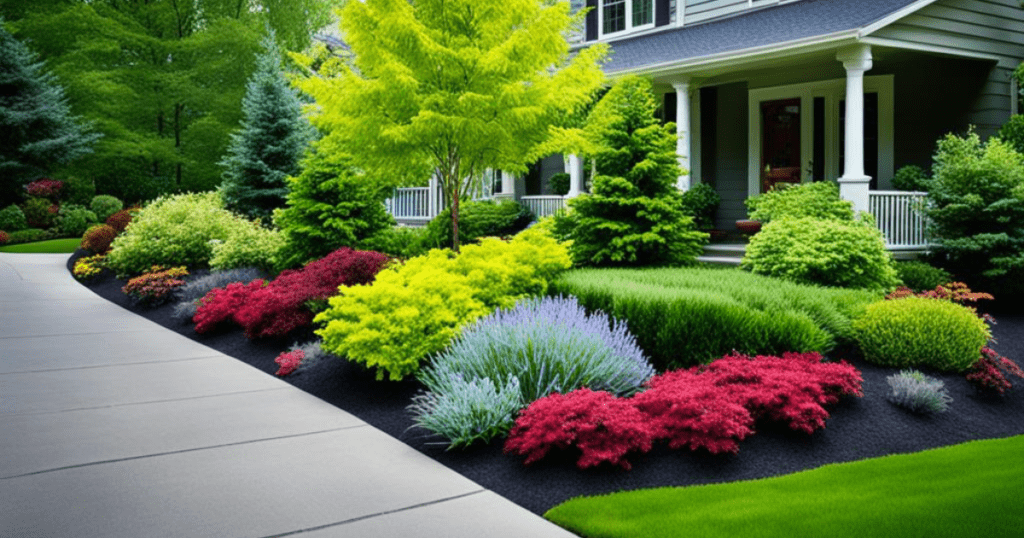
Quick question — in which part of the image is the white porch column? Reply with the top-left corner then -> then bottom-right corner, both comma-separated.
565,154 -> 584,198
500,170 -> 514,196
428,174 -> 440,216
672,78 -> 691,192
837,45 -> 873,214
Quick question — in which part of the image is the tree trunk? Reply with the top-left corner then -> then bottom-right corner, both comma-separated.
451,189 -> 460,253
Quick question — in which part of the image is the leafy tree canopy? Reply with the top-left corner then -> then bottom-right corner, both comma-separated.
293,0 -> 608,250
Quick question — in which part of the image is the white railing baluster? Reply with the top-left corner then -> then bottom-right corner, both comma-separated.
868,190 -> 929,251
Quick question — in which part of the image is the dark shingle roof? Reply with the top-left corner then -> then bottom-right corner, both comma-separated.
602,0 -> 923,73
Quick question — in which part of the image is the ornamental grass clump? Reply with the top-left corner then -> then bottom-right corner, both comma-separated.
887,370 -> 952,414
408,376 -> 524,450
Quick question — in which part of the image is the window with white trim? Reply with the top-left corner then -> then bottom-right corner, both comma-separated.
600,0 -> 654,37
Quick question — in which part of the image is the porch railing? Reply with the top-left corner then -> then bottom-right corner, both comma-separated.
385,185 -> 442,221
868,190 -> 929,250
520,195 -> 567,218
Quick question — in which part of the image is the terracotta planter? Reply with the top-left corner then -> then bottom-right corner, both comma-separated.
735,220 -> 762,234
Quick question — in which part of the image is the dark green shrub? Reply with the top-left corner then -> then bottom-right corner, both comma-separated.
742,217 -> 900,291
21,197 -> 57,229
561,76 -> 707,267
7,228 -> 48,244
997,114 -> 1024,155
89,195 -> 123,222
274,145 -> 394,270
551,267 -> 878,370
892,165 -> 931,192
549,173 -> 571,196
62,176 -> 96,206
745,181 -> 855,223
895,261 -> 953,292
854,297 -> 990,372
0,205 -> 27,232
358,226 -> 432,259
424,199 -> 533,249
56,204 -> 98,237
680,182 -> 720,231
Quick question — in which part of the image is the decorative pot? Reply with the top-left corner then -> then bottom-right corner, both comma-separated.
735,220 -> 762,234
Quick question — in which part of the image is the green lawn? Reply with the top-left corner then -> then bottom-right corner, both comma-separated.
545,434 -> 1024,538
0,238 -> 81,253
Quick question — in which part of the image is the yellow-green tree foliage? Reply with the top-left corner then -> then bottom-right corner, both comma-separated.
293,0 -> 607,251
315,227 -> 572,381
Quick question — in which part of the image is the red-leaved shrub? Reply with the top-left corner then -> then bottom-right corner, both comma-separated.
193,279 -> 266,334
122,266 -> 189,306
966,347 -> 1024,395
81,224 -> 118,253
25,178 -> 64,199
0,230 -> 8,244
232,248 -> 390,339
105,210 -> 134,233
504,389 -> 655,470
274,350 -> 305,377
504,352 -> 863,469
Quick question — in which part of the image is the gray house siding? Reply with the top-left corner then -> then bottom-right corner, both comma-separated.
707,82 -> 750,230
684,0 -> 753,25
869,0 -> 1024,137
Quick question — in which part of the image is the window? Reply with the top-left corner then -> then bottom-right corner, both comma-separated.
601,0 -> 654,36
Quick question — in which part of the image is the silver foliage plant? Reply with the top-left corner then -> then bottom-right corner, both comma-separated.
170,267 -> 266,322
408,376 -> 523,449
887,369 -> 953,414
410,295 -> 655,448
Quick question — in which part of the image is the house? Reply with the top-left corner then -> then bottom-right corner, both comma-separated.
388,0 -> 1024,252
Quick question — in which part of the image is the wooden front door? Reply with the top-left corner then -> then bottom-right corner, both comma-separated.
760,98 -> 802,192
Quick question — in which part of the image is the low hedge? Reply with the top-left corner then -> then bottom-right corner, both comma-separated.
551,267 -> 879,369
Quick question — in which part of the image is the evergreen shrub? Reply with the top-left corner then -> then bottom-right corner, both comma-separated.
0,205 -> 27,232
895,260 -> 953,292
316,227 -> 572,380
412,296 -> 654,448
548,173 -> 571,196
997,114 -> 1024,155
7,228 -> 47,243
89,195 -> 123,222
892,165 -> 931,192
680,182 -> 720,231
22,197 -> 57,228
56,204 -> 98,237
742,217 -> 900,291
854,297 -> 990,371
424,199 -> 534,249
551,267 -> 877,370
359,225 -> 431,259
62,176 -> 96,206
745,181 -> 855,223
208,220 -> 284,273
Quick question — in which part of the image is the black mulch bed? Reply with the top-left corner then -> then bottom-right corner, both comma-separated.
69,250 -> 1024,516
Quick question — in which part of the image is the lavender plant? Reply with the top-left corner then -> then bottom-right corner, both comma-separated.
408,376 -> 523,449
887,369 -> 953,414
411,296 -> 655,447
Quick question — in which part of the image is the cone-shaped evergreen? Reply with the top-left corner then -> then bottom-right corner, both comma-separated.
219,30 -> 313,222
564,76 -> 708,266
0,19 -> 99,206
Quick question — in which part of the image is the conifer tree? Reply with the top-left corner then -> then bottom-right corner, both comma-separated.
0,19 -> 98,206
219,30 -> 314,222
562,75 -> 708,267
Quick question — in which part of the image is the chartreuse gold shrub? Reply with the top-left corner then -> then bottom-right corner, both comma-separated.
315,227 -> 572,380
854,297 -> 990,372
552,267 -> 878,370
106,192 -> 265,277
743,217 -> 900,291
209,219 -> 284,274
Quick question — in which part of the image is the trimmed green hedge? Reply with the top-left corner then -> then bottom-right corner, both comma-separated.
551,267 -> 879,369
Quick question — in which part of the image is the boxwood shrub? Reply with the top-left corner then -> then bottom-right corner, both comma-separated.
853,297 -> 990,372
895,260 -> 953,292
551,267 -> 879,369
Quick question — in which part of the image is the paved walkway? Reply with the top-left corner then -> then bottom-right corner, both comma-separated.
0,253 -> 578,538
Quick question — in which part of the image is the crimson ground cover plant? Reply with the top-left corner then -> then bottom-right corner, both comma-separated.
193,279 -> 267,334
504,352 -> 863,469
122,266 -> 188,306
232,248 -> 390,339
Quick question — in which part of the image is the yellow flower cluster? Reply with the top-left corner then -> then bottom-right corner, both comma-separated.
73,254 -> 107,281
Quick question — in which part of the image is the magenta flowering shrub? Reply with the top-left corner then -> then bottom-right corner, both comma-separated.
192,279 -> 267,334
274,350 -> 305,376
0,230 -> 8,244
25,178 -> 64,199
504,351 -> 863,469
232,248 -> 390,339
122,266 -> 189,306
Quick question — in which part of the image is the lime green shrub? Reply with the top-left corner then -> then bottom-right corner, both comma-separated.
895,261 -> 953,292
551,267 -> 878,369
742,217 -> 900,291
315,227 -> 572,380
358,225 -> 432,259
745,181 -> 855,223
854,297 -> 990,371
106,192 -> 261,277
89,195 -> 123,222
209,220 -> 284,273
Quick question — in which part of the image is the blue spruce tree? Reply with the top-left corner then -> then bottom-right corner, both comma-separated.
219,30 -> 314,222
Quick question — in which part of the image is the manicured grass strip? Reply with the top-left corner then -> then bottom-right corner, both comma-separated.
0,238 -> 81,253
545,435 -> 1024,538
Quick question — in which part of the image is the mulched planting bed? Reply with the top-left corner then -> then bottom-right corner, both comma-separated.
69,250 -> 1024,516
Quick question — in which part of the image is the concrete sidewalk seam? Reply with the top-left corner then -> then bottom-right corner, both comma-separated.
0,424 -> 371,480
0,353 -> 226,375
0,386 -> 292,417
259,489 -> 488,538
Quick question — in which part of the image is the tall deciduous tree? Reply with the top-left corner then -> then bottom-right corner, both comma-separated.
560,75 -> 707,267
294,0 -> 607,251
220,29 -> 314,223
3,1 -> 335,202
0,18 -> 99,206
